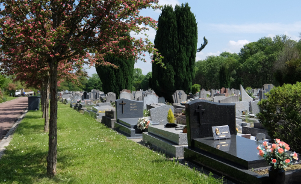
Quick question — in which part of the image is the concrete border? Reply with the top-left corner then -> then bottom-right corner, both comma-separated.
0,109 -> 28,159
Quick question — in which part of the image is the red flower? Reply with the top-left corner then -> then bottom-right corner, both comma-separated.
272,144 -> 277,149
278,148 -> 284,154
285,159 -> 290,164
259,150 -> 264,157
272,159 -> 277,163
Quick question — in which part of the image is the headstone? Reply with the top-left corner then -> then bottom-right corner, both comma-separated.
115,99 -> 158,137
213,96 -> 227,103
82,92 -> 88,100
219,96 -> 239,103
106,92 -> 116,103
184,99 -> 268,183
185,100 -> 236,139
120,91 -> 134,100
134,91 -> 143,101
158,97 -> 165,103
250,100 -> 260,115
263,84 -> 274,92
150,105 -> 174,125
115,99 -> 143,119
255,133 -> 266,141
240,85 -> 253,102
102,109 -> 116,128
172,90 -> 187,104
234,101 -> 249,116
143,94 -> 158,109
199,89 -> 210,99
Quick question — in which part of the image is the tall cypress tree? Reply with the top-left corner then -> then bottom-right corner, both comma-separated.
96,33 -> 135,97
152,3 -> 198,102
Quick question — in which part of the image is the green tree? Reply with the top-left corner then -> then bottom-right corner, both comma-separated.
239,36 -> 286,87
132,68 -> 145,90
85,74 -> 102,92
141,72 -> 152,90
152,3 -> 198,102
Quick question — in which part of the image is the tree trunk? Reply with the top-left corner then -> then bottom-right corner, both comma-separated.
44,75 -> 50,132
47,59 -> 58,177
41,86 -> 45,118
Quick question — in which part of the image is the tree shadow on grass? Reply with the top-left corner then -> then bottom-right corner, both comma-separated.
0,147 -> 78,183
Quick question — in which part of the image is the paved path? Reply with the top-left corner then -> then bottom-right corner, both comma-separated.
0,97 -> 28,140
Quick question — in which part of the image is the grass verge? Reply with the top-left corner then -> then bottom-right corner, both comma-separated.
0,102 -> 223,184
2,95 -> 18,103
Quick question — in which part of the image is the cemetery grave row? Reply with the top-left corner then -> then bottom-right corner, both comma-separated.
61,88 -> 300,183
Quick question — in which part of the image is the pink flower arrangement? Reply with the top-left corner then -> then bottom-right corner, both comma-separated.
137,117 -> 151,131
257,139 -> 298,170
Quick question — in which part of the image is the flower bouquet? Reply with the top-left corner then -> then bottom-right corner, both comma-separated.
137,117 -> 151,131
257,139 -> 298,170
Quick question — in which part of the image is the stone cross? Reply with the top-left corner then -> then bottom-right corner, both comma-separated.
119,100 -> 126,114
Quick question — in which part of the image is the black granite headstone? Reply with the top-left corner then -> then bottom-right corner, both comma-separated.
185,99 -> 236,145
115,99 -> 143,119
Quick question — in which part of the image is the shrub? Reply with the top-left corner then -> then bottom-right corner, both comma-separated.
143,109 -> 150,117
167,108 -> 175,123
0,89 -> 3,103
257,82 -> 301,153
192,84 -> 201,94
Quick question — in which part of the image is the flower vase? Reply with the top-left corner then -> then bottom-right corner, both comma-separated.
269,168 -> 285,184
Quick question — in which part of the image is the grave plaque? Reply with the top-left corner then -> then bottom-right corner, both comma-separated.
213,139 -> 231,152
212,125 -> 231,140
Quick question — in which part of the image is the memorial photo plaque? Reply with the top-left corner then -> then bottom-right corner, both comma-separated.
213,139 -> 231,151
212,125 -> 231,140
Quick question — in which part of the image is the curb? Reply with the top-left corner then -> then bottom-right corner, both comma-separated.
0,108 -> 28,160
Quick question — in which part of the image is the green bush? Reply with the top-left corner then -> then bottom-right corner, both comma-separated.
192,84 -> 201,94
257,82 -> 301,153
167,108 -> 175,123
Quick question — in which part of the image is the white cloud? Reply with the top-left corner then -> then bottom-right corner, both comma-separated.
226,40 -> 250,53
196,51 -> 221,61
209,22 -> 301,34
158,0 -> 180,7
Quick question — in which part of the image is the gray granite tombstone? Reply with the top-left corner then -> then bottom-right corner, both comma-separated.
115,99 -> 157,137
106,92 -> 116,103
150,105 -> 174,125
172,90 -> 187,103
219,96 -> 239,103
134,91 -> 143,101
250,100 -> 260,115
115,99 -> 143,119
213,96 -> 227,103
143,94 -> 158,109
158,97 -> 165,103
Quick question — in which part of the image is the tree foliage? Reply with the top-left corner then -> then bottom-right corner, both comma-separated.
152,3 -> 198,102
257,83 -> 301,154
0,0 -> 161,176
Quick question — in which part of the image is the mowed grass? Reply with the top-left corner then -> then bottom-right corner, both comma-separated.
0,102 -> 223,184
2,95 -> 18,102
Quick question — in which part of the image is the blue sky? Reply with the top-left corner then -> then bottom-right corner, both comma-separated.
66,1 -> 301,75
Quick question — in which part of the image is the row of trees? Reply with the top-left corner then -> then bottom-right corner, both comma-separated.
0,0 -> 162,176
193,35 -> 301,90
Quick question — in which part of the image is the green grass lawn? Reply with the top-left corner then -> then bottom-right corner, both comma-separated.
0,102 -> 223,184
2,95 -> 18,102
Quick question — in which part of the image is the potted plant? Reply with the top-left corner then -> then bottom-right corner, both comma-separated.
257,139 -> 298,184
165,108 -> 177,128
137,117 -> 151,131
